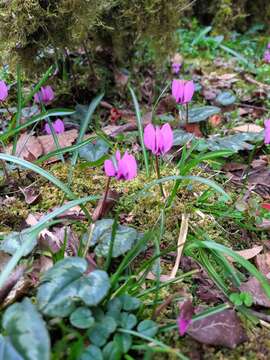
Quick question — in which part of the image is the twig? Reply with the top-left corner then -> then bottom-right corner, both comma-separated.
170,213 -> 190,279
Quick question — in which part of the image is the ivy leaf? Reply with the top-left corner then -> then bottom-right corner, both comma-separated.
69,307 -> 95,329
89,219 -> 139,257
80,345 -> 103,360
188,106 -> 221,123
88,316 -> 117,347
137,320 -> 158,337
0,335 -> 23,360
37,257 -> 110,317
79,138 -> 109,163
2,298 -> 50,360
216,91 -> 236,106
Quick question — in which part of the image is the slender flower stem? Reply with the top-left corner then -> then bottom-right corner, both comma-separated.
155,155 -> 165,198
1,159 -> 10,182
185,103 -> 189,126
98,176 -> 111,219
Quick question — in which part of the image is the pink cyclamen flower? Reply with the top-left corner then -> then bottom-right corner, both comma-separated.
172,62 -> 181,74
264,119 -> 270,144
144,123 -> 173,156
264,50 -> 270,63
104,150 -> 137,181
172,79 -> 195,104
45,119 -> 65,135
0,80 -> 8,102
267,43 -> 270,49
34,86 -> 54,104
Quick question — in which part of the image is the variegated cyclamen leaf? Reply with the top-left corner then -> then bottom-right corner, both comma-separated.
2,298 -> 50,360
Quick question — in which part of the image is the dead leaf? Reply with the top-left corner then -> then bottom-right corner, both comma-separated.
240,277 -> 270,307
6,133 -> 43,160
184,123 -> 202,137
92,189 -> 120,221
255,253 -> 270,276
0,264 -> 27,305
227,245 -> 263,262
114,69 -> 129,88
38,129 -> 78,157
233,124 -> 263,133
177,300 -> 194,336
19,186 -> 40,205
187,308 -> 247,348
209,114 -> 222,127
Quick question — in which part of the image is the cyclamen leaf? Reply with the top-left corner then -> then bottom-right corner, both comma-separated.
80,345 -> 103,360
188,106 -> 221,123
37,257 -> 110,317
0,335 -> 23,360
2,298 -> 50,360
69,307 -> 95,329
79,138 -> 109,162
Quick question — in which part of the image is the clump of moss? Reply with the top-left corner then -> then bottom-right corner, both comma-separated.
0,0 -> 186,79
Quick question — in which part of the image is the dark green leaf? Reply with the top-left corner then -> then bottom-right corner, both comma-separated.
0,335 -> 23,360
102,341 -> 122,360
2,298 -> 50,360
188,106 -> 221,123
70,307 -> 95,329
89,219 -> 139,257
88,316 -> 117,347
37,258 -> 110,317
216,91 -> 236,106
113,333 -> 132,353
173,129 -> 194,146
80,345 -> 103,360
120,312 -> 137,330
120,295 -> 141,311
79,138 -> 109,162
137,320 -> 158,337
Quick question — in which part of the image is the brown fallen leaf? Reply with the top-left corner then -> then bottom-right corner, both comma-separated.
233,124 -> 263,133
255,253 -> 270,275
0,264 -> 27,305
184,123 -> 202,137
38,129 -> 78,158
227,245 -> 263,262
19,186 -> 40,205
92,189 -> 120,221
240,276 -> 270,307
187,308 -> 248,348
6,133 -> 43,160
209,114 -> 222,127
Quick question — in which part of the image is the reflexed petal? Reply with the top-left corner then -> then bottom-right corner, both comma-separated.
183,81 -> 195,103
0,80 -> 8,102
264,119 -> 270,144
161,123 -> 173,154
172,79 -> 185,104
54,119 -> 65,134
44,122 -> 51,134
115,150 -> 121,161
124,152 -> 137,180
104,159 -> 116,177
144,123 -> 156,154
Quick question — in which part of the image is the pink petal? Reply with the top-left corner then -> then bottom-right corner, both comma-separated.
177,300 -> 194,336
144,124 -> 156,154
123,152 -> 137,180
160,123 -> 173,154
177,316 -> 192,336
172,79 -> 185,104
115,150 -> 121,161
0,80 -> 8,102
54,119 -> 65,134
183,81 -> 195,103
104,159 -> 116,177
264,119 -> 270,144
44,122 -> 51,134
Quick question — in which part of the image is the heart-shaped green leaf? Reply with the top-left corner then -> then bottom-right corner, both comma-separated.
119,295 -> 141,311
0,230 -> 37,256
137,320 -> 158,337
37,257 -> 110,317
79,138 -> 109,162
188,106 -> 221,123
0,335 -> 23,360
88,219 -> 139,257
216,91 -> 236,106
2,298 -> 50,360
80,345 -> 103,360
88,316 -> 117,347
69,307 -> 95,329
120,312 -> 137,330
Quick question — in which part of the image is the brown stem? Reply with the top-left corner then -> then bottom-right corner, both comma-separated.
0,160 -> 10,182
98,176 -> 111,219
185,103 -> 189,126
155,155 -> 165,198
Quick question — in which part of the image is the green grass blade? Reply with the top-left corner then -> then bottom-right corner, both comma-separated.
12,65 -> 23,155
71,93 -> 104,167
139,175 -> 230,201
0,195 -> 98,289
0,108 -> 74,142
187,241 -> 270,298
129,86 -> 149,177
